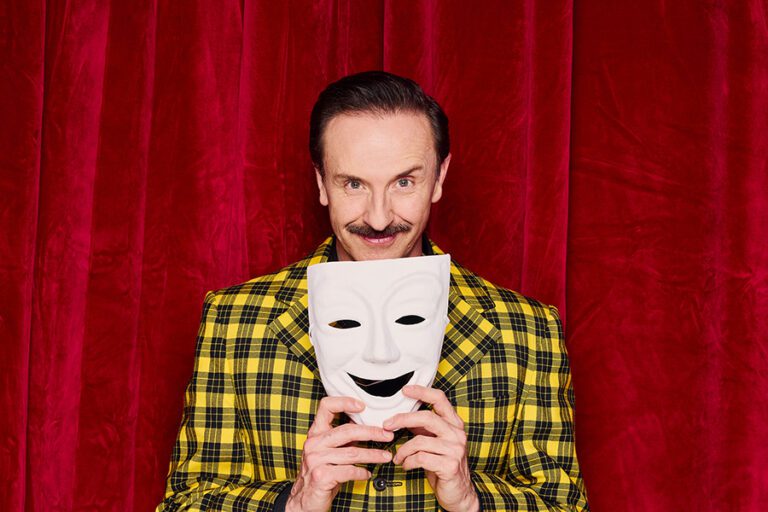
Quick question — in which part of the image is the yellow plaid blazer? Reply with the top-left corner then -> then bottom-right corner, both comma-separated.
158,238 -> 589,511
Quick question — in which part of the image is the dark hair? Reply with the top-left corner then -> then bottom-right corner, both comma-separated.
309,70 -> 450,174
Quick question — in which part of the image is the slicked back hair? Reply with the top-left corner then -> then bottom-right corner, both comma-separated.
309,71 -> 450,175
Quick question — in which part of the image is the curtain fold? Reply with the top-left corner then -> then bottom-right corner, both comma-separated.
382,0 -> 572,309
0,0 -> 765,510
0,2 -> 45,508
26,1 -> 110,508
568,1 -> 768,509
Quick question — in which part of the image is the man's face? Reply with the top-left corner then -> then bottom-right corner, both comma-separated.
315,112 -> 450,261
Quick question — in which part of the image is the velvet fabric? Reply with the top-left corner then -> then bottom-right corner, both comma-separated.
0,1 -> 765,510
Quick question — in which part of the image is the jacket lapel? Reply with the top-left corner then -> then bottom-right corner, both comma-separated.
268,238 -> 501,392
267,238 -> 333,376
432,258 -> 501,393
270,294 -> 318,374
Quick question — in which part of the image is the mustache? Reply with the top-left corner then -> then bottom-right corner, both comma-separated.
345,222 -> 412,238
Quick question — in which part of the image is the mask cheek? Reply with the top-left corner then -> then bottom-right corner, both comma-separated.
314,331 -> 363,372
396,326 -> 443,369
325,370 -> 360,399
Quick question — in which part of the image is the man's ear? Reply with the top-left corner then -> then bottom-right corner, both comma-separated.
431,153 -> 451,203
315,167 -> 329,206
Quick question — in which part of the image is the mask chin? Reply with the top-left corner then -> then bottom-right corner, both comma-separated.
348,371 -> 414,397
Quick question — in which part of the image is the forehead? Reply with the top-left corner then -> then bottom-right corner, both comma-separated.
322,112 -> 436,174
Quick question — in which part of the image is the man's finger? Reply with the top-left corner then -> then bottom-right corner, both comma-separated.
402,385 -> 463,428
312,446 -> 393,467
383,410 -> 453,437
400,451 -> 452,475
322,464 -> 374,485
319,422 -> 394,448
310,396 -> 365,434
392,435 -> 455,465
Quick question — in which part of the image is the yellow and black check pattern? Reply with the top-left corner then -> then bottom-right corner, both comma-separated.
157,238 -> 589,511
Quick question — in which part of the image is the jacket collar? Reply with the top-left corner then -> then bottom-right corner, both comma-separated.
268,237 -> 500,392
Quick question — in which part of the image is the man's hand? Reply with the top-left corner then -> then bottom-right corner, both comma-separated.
286,396 -> 394,512
383,385 -> 480,512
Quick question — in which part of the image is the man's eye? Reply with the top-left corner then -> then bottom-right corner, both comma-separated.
347,180 -> 361,190
397,178 -> 412,187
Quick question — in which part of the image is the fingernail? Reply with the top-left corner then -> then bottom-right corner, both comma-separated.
382,451 -> 392,461
382,419 -> 392,428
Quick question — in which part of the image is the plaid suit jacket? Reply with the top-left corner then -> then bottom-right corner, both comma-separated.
158,238 -> 589,511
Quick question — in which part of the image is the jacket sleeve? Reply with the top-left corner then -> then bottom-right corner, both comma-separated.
156,292 -> 292,512
471,305 -> 589,511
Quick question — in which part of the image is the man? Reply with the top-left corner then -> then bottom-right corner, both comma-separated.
158,71 -> 589,511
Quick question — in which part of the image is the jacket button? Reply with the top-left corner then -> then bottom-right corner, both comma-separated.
372,476 -> 387,491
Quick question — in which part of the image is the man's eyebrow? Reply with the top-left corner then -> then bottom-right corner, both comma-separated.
333,173 -> 365,183
395,166 -> 424,178
332,167 -> 424,182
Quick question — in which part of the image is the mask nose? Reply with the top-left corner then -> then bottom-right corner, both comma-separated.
362,324 -> 400,364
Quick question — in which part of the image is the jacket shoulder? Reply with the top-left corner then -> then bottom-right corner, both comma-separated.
208,261 -> 308,310
452,262 -> 557,339
486,277 -> 554,318
204,237 -> 334,307
207,242 -> 331,311
434,238 -> 555,320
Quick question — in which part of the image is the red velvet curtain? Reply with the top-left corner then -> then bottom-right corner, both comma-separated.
1,1 -> 765,510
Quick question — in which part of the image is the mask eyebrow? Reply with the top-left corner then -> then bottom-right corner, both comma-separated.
383,274 -> 443,312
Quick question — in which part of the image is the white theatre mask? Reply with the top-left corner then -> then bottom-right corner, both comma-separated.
307,254 -> 451,427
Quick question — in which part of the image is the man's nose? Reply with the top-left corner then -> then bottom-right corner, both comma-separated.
362,192 -> 394,232
362,326 -> 400,364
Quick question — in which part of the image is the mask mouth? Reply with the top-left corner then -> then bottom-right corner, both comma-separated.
348,371 -> 415,397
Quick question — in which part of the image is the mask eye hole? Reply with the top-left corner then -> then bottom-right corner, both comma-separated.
395,315 -> 425,325
328,319 -> 361,329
